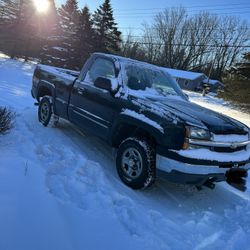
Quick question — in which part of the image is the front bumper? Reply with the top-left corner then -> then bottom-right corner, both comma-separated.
156,146 -> 250,186
157,145 -> 250,167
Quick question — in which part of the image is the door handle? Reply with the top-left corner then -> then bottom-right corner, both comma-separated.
76,87 -> 85,95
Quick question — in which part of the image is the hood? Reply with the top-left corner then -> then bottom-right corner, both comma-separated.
133,96 -> 248,135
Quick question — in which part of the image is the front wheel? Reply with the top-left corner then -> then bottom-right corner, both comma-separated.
38,96 -> 52,127
116,137 -> 156,189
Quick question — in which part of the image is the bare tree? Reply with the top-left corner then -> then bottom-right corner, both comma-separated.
142,8 -> 219,70
153,7 -> 189,68
121,32 -> 146,61
212,16 -> 250,79
138,7 -> 249,80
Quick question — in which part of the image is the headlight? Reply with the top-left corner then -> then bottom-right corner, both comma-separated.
186,126 -> 211,140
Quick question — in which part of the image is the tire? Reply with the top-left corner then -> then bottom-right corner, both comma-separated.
38,96 -> 52,127
116,137 -> 156,190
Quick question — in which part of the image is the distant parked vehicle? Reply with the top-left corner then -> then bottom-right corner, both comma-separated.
31,53 -> 250,191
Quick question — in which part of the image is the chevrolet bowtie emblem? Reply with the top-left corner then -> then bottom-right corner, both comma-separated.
230,143 -> 238,149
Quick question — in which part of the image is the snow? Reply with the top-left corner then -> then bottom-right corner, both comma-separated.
38,64 -> 80,79
157,156 -> 238,175
186,90 -> 250,128
52,46 -> 68,52
1,54 -> 250,250
128,87 -> 163,98
110,77 -> 119,91
172,145 -> 250,162
121,109 -> 164,133
203,79 -> 224,86
212,133 -> 249,143
164,68 -> 206,81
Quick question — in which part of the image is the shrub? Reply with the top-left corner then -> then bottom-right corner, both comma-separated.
219,78 -> 250,114
0,107 -> 15,135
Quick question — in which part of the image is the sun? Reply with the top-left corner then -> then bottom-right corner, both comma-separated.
33,0 -> 50,13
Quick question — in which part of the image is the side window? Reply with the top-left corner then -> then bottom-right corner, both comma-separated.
84,58 -> 115,84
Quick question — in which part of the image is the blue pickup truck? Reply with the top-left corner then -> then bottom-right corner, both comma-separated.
31,53 -> 250,191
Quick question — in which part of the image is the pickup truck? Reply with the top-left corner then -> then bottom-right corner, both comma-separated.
31,53 -> 250,191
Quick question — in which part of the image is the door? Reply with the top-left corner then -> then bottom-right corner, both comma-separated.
69,57 -> 118,139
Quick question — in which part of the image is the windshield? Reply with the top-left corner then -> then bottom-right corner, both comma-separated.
122,62 -> 185,98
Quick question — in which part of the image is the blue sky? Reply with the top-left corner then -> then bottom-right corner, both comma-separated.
55,0 -> 250,34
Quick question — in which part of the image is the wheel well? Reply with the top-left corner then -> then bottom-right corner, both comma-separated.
112,124 -> 157,148
37,86 -> 52,101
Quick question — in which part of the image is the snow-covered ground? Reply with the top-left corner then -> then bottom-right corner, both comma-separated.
1,55 -> 250,250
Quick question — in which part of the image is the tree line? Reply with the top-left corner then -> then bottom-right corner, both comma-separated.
0,1 -> 249,80
122,8 -> 250,80
0,0 -> 121,70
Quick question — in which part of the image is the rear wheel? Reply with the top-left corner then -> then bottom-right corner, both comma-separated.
116,137 -> 156,189
38,96 -> 52,127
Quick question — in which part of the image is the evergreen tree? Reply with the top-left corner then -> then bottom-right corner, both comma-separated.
0,0 -> 19,26
78,5 -> 95,66
0,0 -> 19,56
58,0 -> 81,69
40,0 -> 65,67
92,0 -> 121,53
16,0 -> 37,60
0,0 -> 36,59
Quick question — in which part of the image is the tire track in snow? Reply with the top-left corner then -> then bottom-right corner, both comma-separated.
17,109 -> 195,249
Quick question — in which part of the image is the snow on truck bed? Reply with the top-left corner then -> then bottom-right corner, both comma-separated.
38,64 -> 80,79
1,55 -> 250,250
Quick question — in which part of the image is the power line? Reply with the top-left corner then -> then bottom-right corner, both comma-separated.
115,6 -> 250,15
122,35 -> 249,41
121,41 -> 250,48
115,11 -> 250,18
119,27 -> 250,31
113,2 -> 250,12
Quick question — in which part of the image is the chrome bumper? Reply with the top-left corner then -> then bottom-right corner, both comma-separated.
156,154 -> 250,176
188,138 -> 250,149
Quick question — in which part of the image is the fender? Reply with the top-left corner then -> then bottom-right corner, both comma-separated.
109,113 -> 166,147
37,80 -> 57,114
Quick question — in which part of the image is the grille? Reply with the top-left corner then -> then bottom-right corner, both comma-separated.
220,162 -> 246,168
212,145 -> 246,153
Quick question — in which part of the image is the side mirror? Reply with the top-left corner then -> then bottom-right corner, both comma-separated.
94,77 -> 118,93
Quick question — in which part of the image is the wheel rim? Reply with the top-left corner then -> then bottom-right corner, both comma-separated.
40,102 -> 49,122
121,147 -> 143,179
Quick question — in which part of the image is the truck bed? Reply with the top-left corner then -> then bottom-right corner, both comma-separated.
37,64 -> 80,80
32,64 -> 80,120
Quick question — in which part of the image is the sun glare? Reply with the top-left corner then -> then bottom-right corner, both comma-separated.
33,0 -> 50,13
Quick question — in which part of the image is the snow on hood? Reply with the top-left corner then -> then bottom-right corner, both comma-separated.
129,94 -> 249,135
156,98 -> 247,134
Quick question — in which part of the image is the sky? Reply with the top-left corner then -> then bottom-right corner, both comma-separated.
55,0 -> 250,35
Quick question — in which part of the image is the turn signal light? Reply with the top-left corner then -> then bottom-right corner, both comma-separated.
182,141 -> 189,150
